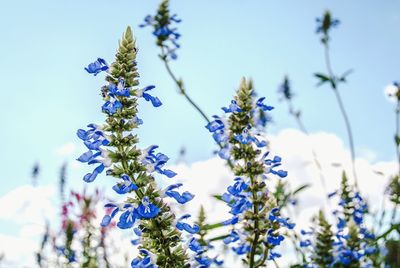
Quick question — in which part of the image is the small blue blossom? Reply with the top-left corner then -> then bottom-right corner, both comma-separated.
300,239 -> 312,248
223,230 -> 240,245
136,85 -> 162,107
268,251 -> 282,260
188,238 -> 204,254
205,116 -> 225,132
139,9 -> 182,60
100,203 -> 120,227
108,79 -> 130,97
316,13 -> 340,34
227,178 -> 248,196
221,216 -> 239,226
222,100 -> 242,113
263,153 -> 288,178
112,174 -> 138,194
85,58 -> 108,75
131,249 -> 156,268
140,147 -> 177,178
176,214 -> 200,234
165,183 -> 194,204
117,205 -> 139,229
137,197 -> 160,219
256,97 -> 274,111
266,229 -> 285,246
102,98 -> 123,115
232,244 -> 251,255
229,197 -> 252,216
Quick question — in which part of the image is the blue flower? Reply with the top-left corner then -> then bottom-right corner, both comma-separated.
139,15 -> 154,28
316,14 -> 340,34
131,249 -> 155,268
112,174 -> 138,194
232,244 -> 250,255
102,98 -> 123,115
221,216 -> 239,226
234,129 -> 253,144
165,183 -> 194,204
268,251 -> 282,260
256,97 -> 274,111
137,197 -> 160,219
100,203 -> 120,227
195,256 -> 212,267
229,197 -> 252,215
205,116 -> 225,132
212,130 -> 228,143
140,11 -> 181,60
140,149 -> 177,178
136,85 -> 162,107
300,239 -> 312,248
266,229 -> 285,246
117,205 -> 139,229
109,79 -> 130,97
227,178 -> 248,196
222,100 -> 242,113
188,238 -> 204,254
218,146 -> 231,160
83,163 -> 106,183
234,129 -> 267,148
269,207 -> 295,229
176,214 -> 200,234
223,230 -> 240,244
263,153 -> 288,178
85,58 -> 108,75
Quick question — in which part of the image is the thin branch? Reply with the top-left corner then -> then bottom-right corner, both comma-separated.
323,43 -> 358,187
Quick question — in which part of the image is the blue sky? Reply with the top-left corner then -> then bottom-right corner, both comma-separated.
1,0 -> 399,197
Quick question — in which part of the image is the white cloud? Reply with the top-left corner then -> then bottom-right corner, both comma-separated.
55,142 -> 77,157
171,128 -> 397,267
0,128 -> 397,267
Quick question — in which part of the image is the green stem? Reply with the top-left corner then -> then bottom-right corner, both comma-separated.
249,175 -> 260,268
116,143 -> 174,264
395,101 -> 400,175
323,43 -> 358,187
160,47 -> 210,124
287,101 -> 329,204
159,47 -> 234,169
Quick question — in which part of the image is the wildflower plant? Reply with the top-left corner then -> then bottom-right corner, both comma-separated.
206,78 -> 294,267
140,0 -> 212,125
76,26 -> 213,267
300,172 -> 376,267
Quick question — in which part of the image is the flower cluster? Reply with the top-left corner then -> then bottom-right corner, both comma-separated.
316,10 -> 340,44
140,0 -> 181,60
300,172 -> 376,267
206,78 -> 293,266
77,26 -> 211,267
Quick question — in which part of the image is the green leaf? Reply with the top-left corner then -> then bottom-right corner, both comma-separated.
395,134 -> 400,146
213,194 -> 223,201
208,234 -> 229,242
314,73 -> 331,87
292,184 -> 311,196
338,69 -> 353,83
203,222 -> 224,231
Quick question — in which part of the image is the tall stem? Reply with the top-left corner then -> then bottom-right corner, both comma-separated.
395,101 -> 400,175
160,47 -> 210,124
287,101 -> 329,201
159,47 -> 234,169
117,142 -> 174,263
249,174 -> 260,268
323,44 -> 358,187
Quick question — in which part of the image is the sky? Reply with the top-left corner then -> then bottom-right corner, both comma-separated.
0,0 -> 399,266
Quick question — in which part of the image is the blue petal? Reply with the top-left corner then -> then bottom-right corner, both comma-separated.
137,203 -> 160,219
